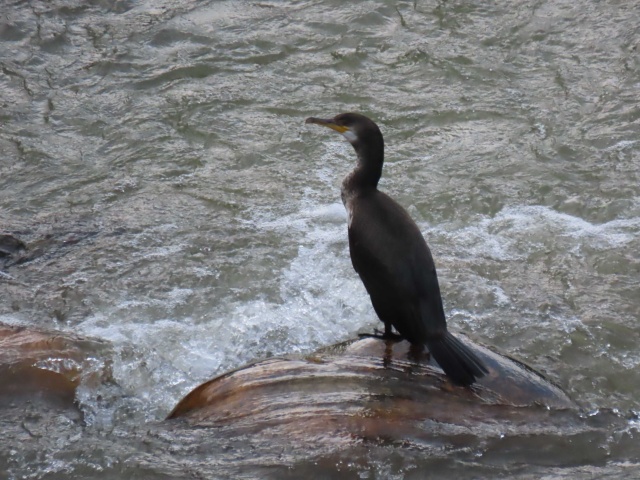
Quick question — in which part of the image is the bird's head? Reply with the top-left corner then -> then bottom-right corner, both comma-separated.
305,112 -> 381,147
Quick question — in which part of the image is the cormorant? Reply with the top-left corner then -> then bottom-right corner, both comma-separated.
305,112 -> 488,386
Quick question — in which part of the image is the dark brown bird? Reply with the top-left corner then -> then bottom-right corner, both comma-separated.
305,112 -> 487,386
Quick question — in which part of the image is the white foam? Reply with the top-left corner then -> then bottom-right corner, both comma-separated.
140,243 -> 186,259
435,205 -> 639,261
0,313 -> 27,327
604,140 -> 637,152
75,193 -> 373,421
252,201 -> 346,232
222,210 -> 371,358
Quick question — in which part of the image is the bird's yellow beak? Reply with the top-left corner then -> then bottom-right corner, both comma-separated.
305,117 -> 350,134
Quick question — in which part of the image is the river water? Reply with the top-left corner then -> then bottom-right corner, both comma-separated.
1,0 -> 639,478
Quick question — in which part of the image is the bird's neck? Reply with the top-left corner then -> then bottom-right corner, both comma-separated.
342,141 -> 384,195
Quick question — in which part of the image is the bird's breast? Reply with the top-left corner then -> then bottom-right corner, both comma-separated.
340,187 -> 358,228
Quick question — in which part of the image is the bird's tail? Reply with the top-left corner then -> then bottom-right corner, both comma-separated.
426,332 -> 489,386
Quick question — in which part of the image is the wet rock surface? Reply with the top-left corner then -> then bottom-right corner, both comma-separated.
169,336 -> 574,438
0,324 -> 108,412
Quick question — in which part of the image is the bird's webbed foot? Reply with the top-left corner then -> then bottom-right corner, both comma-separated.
358,328 -> 404,342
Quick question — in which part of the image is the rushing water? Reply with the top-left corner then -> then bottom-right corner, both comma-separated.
1,0 -> 640,477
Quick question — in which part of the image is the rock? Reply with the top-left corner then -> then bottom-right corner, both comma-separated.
0,233 -> 26,257
0,324 -> 107,411
168,336 -> 574,438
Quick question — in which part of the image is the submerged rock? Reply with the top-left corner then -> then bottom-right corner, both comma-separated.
0,324 -> 107,411
168,336 -> 574,439
0,233 -> 26,257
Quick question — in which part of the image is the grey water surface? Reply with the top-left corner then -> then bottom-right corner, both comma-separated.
1,0 -> 640,478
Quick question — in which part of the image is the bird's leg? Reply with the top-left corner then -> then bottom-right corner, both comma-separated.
358,322 -> 403,341
383,322 -> 403,340
384,322 -> 392,336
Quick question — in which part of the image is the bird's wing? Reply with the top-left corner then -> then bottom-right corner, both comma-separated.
347,192 -> 448,339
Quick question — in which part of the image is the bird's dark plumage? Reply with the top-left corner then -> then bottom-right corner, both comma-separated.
306,112 -> 488,386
